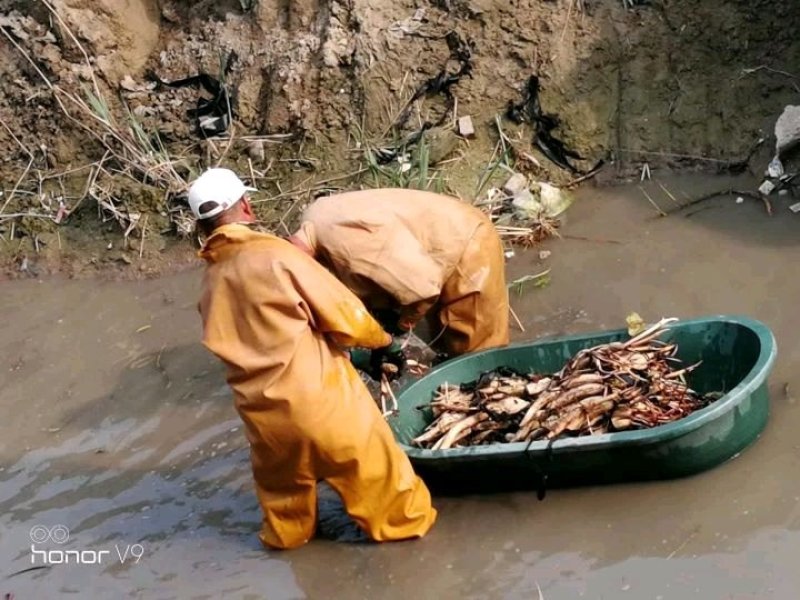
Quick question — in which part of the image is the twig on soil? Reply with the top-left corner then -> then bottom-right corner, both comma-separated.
564,162 -> 605,188
67,158 -> 105,218
639,186 -> 666,217
559,0 -> 575,44
619,148 -> 743,164
0,212 -> 54,221
278,199 -> 302,236
0,119 -> 34,159
42,163 -> 96,181
214,133 -> 294,143
495,220 -> 561,246
740,65 -> 800,92
139,215 -> 148,258
248,158 -> 256,187
251,169 -> 368,205
509,306 -> 526,332
0,157 -> 34,217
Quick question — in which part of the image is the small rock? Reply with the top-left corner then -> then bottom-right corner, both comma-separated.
73,64 -> 94,81
161,1 -> 181,23
539,250 -> 551,260
758,180 -> 776,196
425,128 -> 459,165
775,105 -> 800,156
779,189 -> 790,197
503,172 -> 527,196
789,201 -> 800,213
133,105 -> 156,118
120,75 -> 139,92
736,197 -> 745,204
247,140 -> 265,162
457,115 -> 475,139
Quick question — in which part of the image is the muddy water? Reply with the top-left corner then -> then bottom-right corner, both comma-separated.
2,173 -> 800,599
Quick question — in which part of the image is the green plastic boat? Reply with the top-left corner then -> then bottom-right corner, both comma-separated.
389,316 -> 777,494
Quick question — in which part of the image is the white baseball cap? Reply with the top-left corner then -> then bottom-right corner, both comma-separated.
187,168 -> 257,220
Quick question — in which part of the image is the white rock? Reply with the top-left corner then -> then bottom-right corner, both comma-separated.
503,173 -> 527,196
758,180 -> 776,196
774,105 -> 800,155
132,105 -> 155,118
120,75 -> 139,92
457,115 -> 475,139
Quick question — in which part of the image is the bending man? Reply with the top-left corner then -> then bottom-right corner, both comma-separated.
290,189 -> 510,356
190,168 -> 436,549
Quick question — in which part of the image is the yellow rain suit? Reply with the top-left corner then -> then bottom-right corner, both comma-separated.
293,189 -> 510,355
198,224 -> 437,549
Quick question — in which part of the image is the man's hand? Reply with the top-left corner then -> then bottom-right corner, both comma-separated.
368,338 -> 406,382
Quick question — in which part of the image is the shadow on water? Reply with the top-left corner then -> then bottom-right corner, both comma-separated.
0,341 -> 378,598
0,342 -> 285,597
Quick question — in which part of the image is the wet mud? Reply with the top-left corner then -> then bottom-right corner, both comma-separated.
2,173 -> 800,598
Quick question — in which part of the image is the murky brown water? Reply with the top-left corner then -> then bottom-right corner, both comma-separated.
2,173 -> 800,599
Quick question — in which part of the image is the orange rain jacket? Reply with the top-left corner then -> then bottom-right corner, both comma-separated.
292,189 -> 510,355
198,224 -> 437,549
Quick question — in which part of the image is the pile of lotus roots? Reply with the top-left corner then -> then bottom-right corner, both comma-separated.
412,318 -> 719,450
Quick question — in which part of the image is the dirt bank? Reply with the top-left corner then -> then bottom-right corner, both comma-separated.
1,0 -> 799,278
1,174 -> 799,598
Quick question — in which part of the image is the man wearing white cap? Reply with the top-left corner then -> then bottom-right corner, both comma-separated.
188,168 -> 437,550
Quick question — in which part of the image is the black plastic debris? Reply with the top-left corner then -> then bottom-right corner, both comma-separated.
146,53 -> 238,138
506,75 -> 603,176
376,31 -> 474,164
